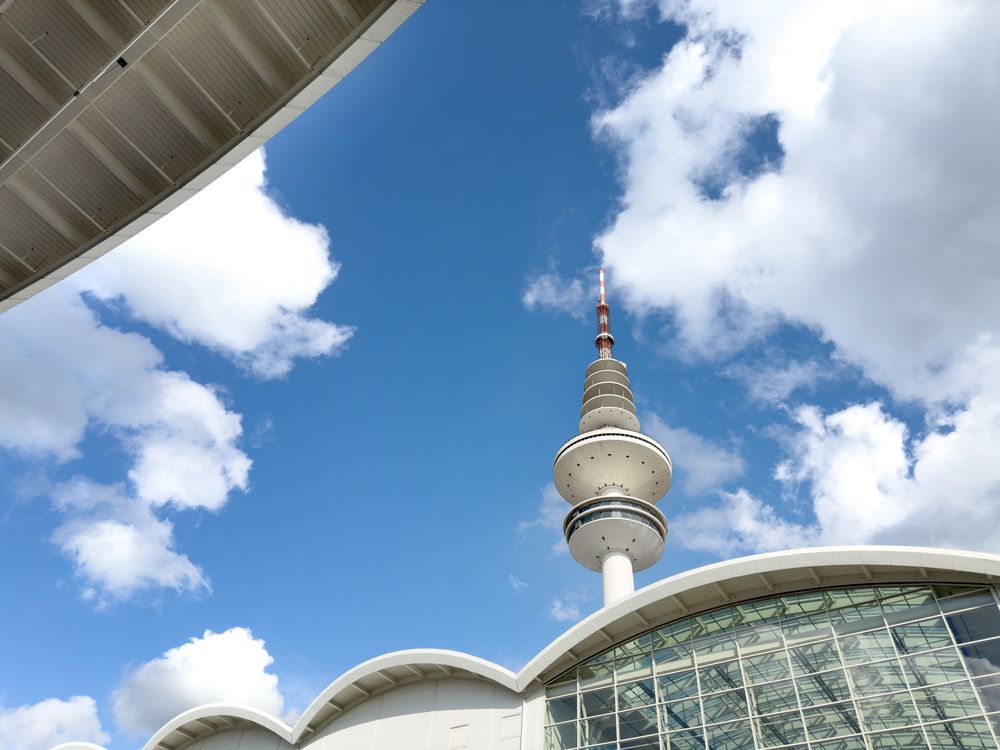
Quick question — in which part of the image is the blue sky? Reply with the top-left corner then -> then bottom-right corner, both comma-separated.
2,1 -> 1000,748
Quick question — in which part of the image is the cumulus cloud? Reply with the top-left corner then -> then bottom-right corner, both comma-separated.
596,1 -> 1000,554
551,591 -> 589,622
0,288 -> 247,602
52,480 -> 208,604
81,150 -> 354,379
597,0 -> 1000,403
721,358 -> 827,405
508,574 -> 528,591
677,398 -> 1000,555
523,271 -> 589,320
643,413 -> 743,494
113,628 -> 284,736
0,696 -> 108,750
518,484 -> 568,555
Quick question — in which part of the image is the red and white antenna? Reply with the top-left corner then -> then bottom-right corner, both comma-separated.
595,267 -> 614,359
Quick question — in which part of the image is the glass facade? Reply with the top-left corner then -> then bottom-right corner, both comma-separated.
544,584 -> 1000,750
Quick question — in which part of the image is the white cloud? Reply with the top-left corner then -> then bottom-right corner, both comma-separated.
721,358 -> 827,405
523,271 -> 589,320
112,628 -> 284,736
518,484 -> 569,556
52,480 -> 208,604
643,413 -> 744,494
508,574 -> 528,591
550,591 -> 588,622
597,0 -> 1000,404
677,397 -> 1000,555
81,149 -> 354,379
0,696 -> 108,750
596,1 -> 1000,556
0,285 -> 247,602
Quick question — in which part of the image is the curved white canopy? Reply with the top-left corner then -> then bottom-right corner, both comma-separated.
85,546 -> 1000,750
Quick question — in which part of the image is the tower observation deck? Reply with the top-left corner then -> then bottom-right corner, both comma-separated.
552,269 -> 672,606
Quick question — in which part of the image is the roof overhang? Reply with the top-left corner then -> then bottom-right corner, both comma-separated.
0,0 -> 421,312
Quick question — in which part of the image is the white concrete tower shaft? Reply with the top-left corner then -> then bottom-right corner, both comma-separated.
552,271 -> 673,607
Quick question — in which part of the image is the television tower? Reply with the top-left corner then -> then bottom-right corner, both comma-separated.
552,269 -> 672,606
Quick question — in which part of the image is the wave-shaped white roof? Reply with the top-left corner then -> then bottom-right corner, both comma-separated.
72,546 -> 1000,750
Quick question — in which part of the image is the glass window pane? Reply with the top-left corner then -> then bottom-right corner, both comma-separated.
617,654 -> 654,682
659,699 -> 701,732
744,650 -> 792,684
698,659 -> 742,693
810,736 -> 867,750
619,737 -> 659,750
831,601 -> 885,635
880,587 -> 937,623
580,715 -> 617,747
783,590 -> 832,616
790,640 -> 841,675
803,702 -> 863,740
923,716 -> 996,748
783,612 -> 833,644
947,606 -> 1000,643
618,707 -> 659,740
938,589 -> 995,613
657,670 -> 698,701
867,727 -> 925,749
892,616 -> 953,654
973,673 -> 1000,712
691,609 -> 734,639
857,693 -> 920,732
705,720 -> 753,750
839,629 -> 895,665
796,669 -> 851,707
580,687 -> 615,717
618,679 -> 656,709
546,722 -> 577,750
903,647 -> 968,686
693,633 -> 738,662
547,695 -> 577,724
664,728 -> 703,750
548,671 -> 577,696
654,645 -> 694,674
617,633 -> 653,659
750,680 -> 797,715
848,661 -> 908,697
737,624 -> 784,655
579,662 -> 614,689
756,710 -> 806,748
701,689 -> 749,724
653,620 -> 691,650
960,638 -> 1000,676
912,680 -> 981,723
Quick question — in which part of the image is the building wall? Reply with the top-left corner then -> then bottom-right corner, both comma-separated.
302,677 -> 523,750
187,727 -> 296,750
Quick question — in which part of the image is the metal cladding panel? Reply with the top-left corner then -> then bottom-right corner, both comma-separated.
0,68 -> 48,148
94,66 -> 215,180
160,9 -> 283,129
214,0 -> 308,85
122,0 -> 174,24
3,1 -> 119,89
33,130 -> 144,228
255,0 -> 353,67
0,186 -> 75,271
140,45 -> 239,143
76,108 -> 172,195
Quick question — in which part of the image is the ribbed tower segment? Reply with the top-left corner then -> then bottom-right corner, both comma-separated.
553,271 -> 672,606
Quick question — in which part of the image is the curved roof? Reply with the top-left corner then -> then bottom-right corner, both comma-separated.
0,0 -> 421,312
80,546 -> 1000,750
